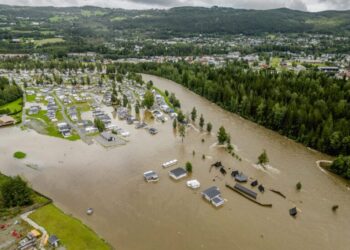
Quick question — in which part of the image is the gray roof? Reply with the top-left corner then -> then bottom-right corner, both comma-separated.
212,196 -> 224,205
144,171 -> 158,179
235,173 -> 248,182
169,167 -> 187,177
202,186 -> 221,199
234,183 -> 257,199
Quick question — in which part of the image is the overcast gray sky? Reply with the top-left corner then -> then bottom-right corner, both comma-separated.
0,0 -> 349,12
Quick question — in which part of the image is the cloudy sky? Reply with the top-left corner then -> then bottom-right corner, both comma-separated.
0,0 -> 349,12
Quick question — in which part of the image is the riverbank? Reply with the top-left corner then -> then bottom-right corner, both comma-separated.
0,172 -> 111,249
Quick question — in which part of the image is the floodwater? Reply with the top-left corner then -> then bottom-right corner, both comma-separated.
1,74 -> 350,250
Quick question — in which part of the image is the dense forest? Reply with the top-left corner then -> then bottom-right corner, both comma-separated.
0,5 -> 349,55
116,61 -> 350,157
329,156 -> 350,179
0,5 -> 349,37
0,76 -> 22,106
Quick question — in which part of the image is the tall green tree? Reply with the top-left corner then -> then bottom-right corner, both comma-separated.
191,107 -> 197,122
143,90 -> 154,109
179,124 -> 186,142
94,118 -> 105,132
207,122 -> 213,133
199,114 -> 205,130
1,176 -> 33,208
217,126 -> 228,144
257,150 -> 269,166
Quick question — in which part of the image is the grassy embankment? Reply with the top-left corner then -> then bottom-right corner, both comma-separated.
29,204 -> 111,250
0,173 -> 110,249
152,86 -> 175,110
0,98 -> 23,123
27,110 -> 80,141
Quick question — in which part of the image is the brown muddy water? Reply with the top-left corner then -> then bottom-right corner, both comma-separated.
0,74 -> 349,250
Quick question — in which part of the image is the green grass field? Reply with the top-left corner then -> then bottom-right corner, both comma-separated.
26,95 -> 36,102
29,204 -> 111,250
111,16 -> 127,22
40,30 -> 55,35
49,15 -> 78,22
0,98 -> 23,113
27,110 -> 80,141
33,38 -> 65,47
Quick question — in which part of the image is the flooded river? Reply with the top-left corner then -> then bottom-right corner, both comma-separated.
1,74 -> 349,250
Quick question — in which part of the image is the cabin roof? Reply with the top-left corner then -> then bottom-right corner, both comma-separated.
169,167 -> 187,177
202,186 -> 221,199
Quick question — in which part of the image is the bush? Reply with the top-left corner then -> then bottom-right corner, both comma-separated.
296,182 -> 302,190
13,151 -> 26,159
332,205 -> 339,212
257,150 -> 269,166
186,162 -> 193,173
217,126 -> 228,144
1,176 -> 33,208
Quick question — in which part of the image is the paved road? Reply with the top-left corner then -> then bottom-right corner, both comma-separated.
54,95 -> 93,145
21,211 -> 48,249
21,88 -> 27,125
21,211 -> 47,235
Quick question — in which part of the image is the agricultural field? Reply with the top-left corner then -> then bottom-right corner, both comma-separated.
33,38 -> 65,47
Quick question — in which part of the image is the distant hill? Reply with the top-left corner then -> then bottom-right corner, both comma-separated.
0,5 -> 349,38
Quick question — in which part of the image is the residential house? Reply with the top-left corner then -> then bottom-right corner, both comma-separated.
169,167 -> 187,180
201,186 -> 225,207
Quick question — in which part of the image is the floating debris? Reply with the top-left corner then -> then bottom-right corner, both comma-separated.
86,208 -> 94,215
270,189 -> 286,199
220,167 -> 227,175
251,180 -> 258,187
289,207 -> 297,217
258,184 -> 265,193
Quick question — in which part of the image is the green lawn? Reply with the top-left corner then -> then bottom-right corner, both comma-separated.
70,103 -> 91,120
27,110 -> 80,141
0,98 -> 23,123
26,95 -> 36,102
0,98 -> 23,113
29,204 -> 111,250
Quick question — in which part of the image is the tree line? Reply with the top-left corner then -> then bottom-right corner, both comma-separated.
115,61 -> 350,158
0,76 -> 22,106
